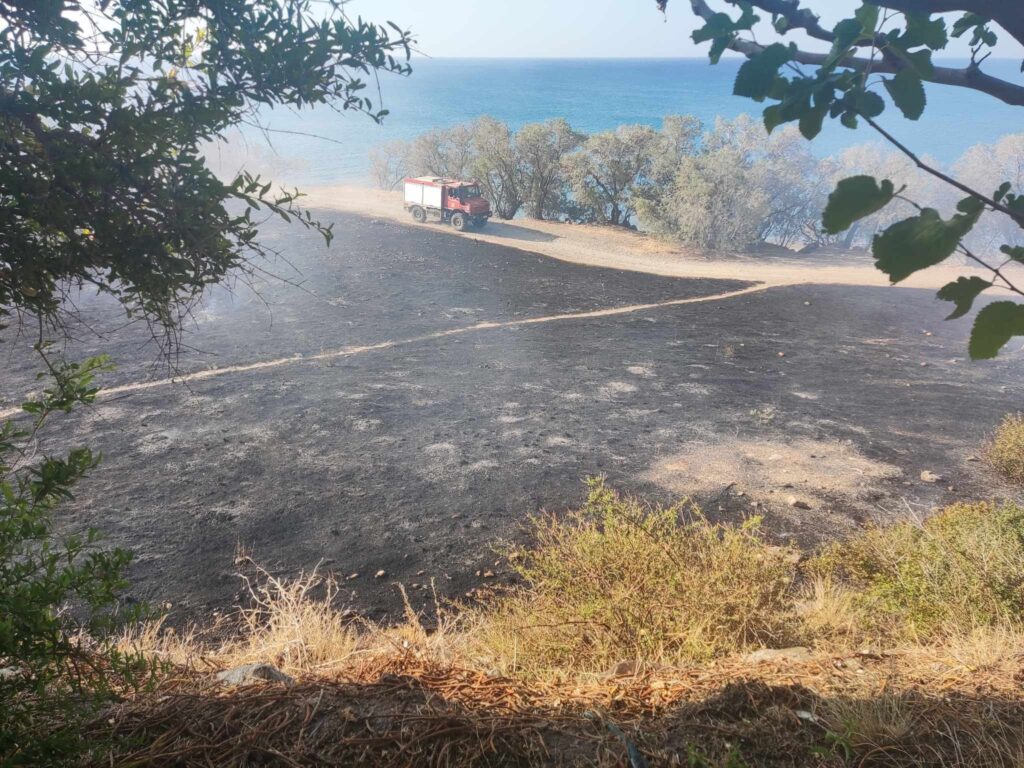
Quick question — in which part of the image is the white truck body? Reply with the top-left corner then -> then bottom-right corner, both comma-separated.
404,177 -> 444,209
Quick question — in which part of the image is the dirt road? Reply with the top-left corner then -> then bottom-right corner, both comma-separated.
2,210 -> 1020,623
303,185 -> 997,291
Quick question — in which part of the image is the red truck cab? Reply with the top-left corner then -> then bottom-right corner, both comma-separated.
403,177 -> 492,231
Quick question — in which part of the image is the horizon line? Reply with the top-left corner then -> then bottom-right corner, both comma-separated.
407,54 -> 1024,61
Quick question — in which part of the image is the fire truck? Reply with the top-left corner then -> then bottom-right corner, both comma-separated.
403,176 -> 492,231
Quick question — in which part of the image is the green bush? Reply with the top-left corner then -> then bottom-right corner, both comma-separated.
472,478 -> 798,675
1,355 -> 147,765
987,413 -> 1024,485
807,501 -> 1024,638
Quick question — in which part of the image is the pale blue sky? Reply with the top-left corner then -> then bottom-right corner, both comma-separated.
347,0 -> 1024,60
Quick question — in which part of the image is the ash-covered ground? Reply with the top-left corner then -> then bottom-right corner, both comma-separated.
2,212 -> 1021,622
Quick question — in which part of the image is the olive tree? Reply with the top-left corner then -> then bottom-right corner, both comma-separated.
654,0 -> 1024,358
566,124 -> 662,227
517,119 -> 585,219
638,115 -> 824,249
825,142 -> 944,248
471,116 -> 526,220
369,140 -> 411,191
954,134 -> 1024,256
406,124 -> 478,181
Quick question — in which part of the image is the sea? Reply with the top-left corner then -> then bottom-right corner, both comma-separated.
225,57 -> 1024,186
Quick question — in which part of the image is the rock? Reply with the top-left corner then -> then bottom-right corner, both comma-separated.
374,569 -> 387,579
744,646 -> 813,664
217,663 -> 294,687
0,666 -> 21,681
920,470 -> 943,483
966,455 -> 982,462
607,659 -> 642,678
787,495 -> 811,510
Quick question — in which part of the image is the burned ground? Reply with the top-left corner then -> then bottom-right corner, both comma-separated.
2,213 -> 1021,622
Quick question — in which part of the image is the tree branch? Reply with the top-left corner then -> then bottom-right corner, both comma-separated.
865,0 -> 1024,48
687,0 -> 1024,107
742,0 -> 833,42
861,113 -> 1024,226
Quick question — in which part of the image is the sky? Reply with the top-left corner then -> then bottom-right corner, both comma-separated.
347,0 -> 1024,60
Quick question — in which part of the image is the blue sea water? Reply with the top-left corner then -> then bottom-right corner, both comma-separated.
245,57 -> 1024,185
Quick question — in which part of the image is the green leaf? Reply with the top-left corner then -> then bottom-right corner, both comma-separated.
952,13 -> 986,38
734,43 -> 792,100
854,4 -> 880,32
951,13 -> 997,47
937,276 -> 991,319
824,7 -> 878,70
798,103 -> 829,139
883,69 -> 926,120
903,13 -> 948,50
853,89 -> 885,117
762,104 -> 785,133
825,18 -> 865,69
969,301 -> 1024,359
822,176 -> 896,234
1001,245 -> 1024,263
873,199 -> 983,283
890,48 -> 936,79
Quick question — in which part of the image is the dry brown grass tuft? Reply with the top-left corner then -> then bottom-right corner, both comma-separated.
217,562 -> 359,675
987,412 -> 1024,484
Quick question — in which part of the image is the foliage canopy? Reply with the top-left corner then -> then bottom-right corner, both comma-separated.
1,0 -> 412,345
658,0 -> 1024,358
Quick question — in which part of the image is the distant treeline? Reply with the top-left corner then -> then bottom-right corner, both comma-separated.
370,116 -> 1024,255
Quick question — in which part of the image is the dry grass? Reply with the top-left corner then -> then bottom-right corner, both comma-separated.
793,576 -> 863,646
465,478 -> 798,677
807,501 -> 1024,640
95,485 -> 1024,766
987,412 -> 1024,485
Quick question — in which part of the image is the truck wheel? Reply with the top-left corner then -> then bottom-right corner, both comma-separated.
450,212 -> 467,231
411,206 -> 426,223
473,217 -> 487,229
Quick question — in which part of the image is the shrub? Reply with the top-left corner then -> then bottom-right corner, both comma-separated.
986,412 -> 1024,485
368,140 -> 410,191
470,478 -> 798,676
807,501 -> 1024,638
1,355 -> 147,765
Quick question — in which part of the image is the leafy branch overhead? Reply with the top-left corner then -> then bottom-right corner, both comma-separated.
0,0 -> 413,348
660,0 -> 1024,358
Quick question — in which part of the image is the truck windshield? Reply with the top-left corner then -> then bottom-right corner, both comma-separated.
465,186 -> 480,198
